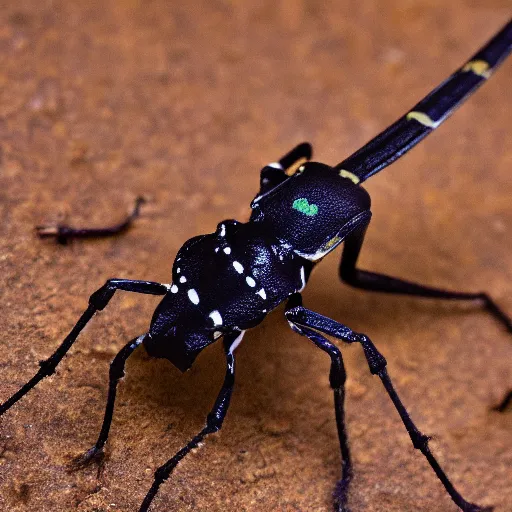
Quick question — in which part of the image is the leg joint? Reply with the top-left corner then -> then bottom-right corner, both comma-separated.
328,348 -> 346,390
339,266 -> 359,284
410,429 -> 430,451
108,336 -> 143,380
329,367 -> 346,390
89,282 -> 116,310
356,334 -> 387,374
109,360 -> 126,381
284,306 -> 304,324
38,359 -> 56,377
154,465 -> 171,483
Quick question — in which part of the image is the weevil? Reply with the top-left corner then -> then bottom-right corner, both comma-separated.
1,18 -> 511,512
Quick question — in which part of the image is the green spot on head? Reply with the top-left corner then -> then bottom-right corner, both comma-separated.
293,198 -> 318,216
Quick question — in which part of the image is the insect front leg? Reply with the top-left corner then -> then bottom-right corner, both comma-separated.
285,295 -> 352,512
0,279 -> 167,415
339,218 -> 512,333
36,196 -> 145,244
257,142 -> 312,195
70,334 -> 146,469
139,332 -> 239,512
285,294 -> 492,512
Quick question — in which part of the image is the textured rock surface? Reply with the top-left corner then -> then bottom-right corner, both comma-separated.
0,1 -> 510,511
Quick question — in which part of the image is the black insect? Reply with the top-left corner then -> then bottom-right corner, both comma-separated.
2,19 -> 511,512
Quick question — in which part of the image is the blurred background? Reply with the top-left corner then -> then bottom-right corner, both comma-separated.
0,1 -> 510,511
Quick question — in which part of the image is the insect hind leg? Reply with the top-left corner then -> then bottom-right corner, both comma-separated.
339,218 -> 512,333
340,221 -> 512,412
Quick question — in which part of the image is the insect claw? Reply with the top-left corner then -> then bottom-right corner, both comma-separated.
333,464 -> 352,512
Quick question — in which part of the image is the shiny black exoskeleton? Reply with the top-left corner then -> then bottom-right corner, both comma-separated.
2,19 -> 511,512
146,159 -> 371,372
146,218 -> 308,371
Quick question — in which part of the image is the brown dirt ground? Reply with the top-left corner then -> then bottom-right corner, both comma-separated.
0,1 -> 511,511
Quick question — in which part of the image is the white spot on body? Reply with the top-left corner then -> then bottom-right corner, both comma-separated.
209,310 -> 223,326
176,268 -> 181,274
179,276 -> 187,283
187,289 -> 200,305
229,331 -> 245,354
268,162 -> 283,170
257,288 -> 267,300
246,276 -> 256,287
299,266 -> 306,291
170,285 -> 178,293
215,247 -> 219,253
223,247 -> 231,255
232,261 -> 244,274
219,224 -> 226,237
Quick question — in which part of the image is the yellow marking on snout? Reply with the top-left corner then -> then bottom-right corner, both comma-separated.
338,169 -> 360,184
462,60 -> 491,78
406,111 -> 439,128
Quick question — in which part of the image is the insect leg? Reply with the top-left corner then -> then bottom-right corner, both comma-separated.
340,218 -> 512,332
286,295 -> 491,512
71,334 -> 145,468
36,196 -> 145,244
278,142 -> 312,170
0,279 -> 167,415
138,332 -> 238,512
285,295 -> 351,512
258,142 -> 313,195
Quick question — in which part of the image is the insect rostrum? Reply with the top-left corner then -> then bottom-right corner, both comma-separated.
2,18 -> 511,512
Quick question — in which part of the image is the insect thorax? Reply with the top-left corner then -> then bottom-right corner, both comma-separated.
250,161 -> 371,260
146,220 -> 307,370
